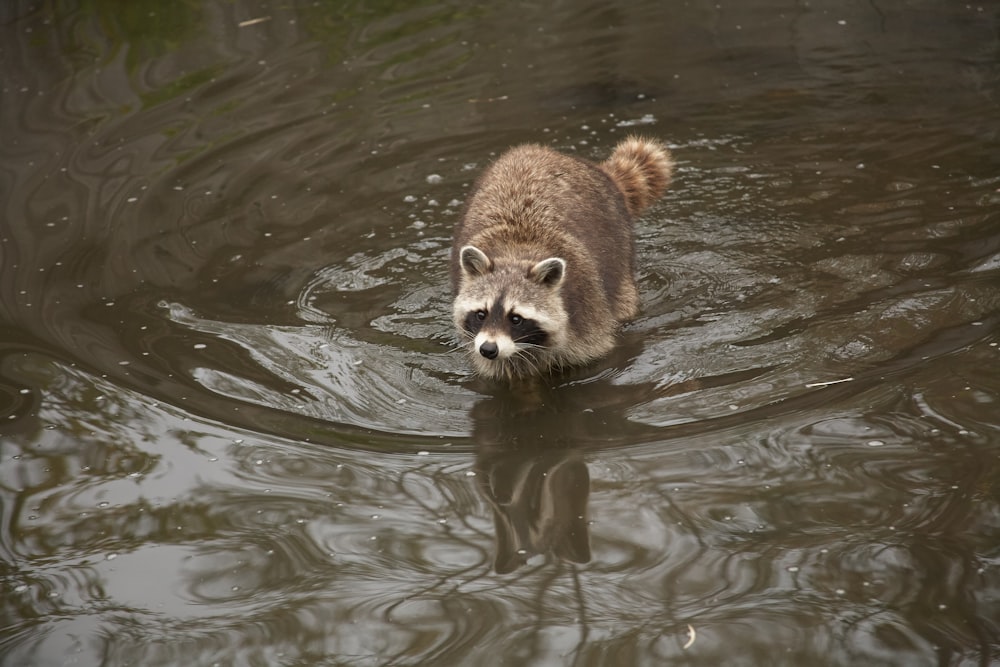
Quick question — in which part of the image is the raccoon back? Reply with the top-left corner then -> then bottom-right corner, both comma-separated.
452,143 -> 637,318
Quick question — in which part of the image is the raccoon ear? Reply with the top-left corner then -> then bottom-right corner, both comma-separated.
529,257 -> 566,287
459,245 -> 493,277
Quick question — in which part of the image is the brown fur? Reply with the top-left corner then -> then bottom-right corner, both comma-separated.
599,136 -> 674,216
451,136 -> 673,380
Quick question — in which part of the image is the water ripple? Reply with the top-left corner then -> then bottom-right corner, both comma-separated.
2,1 -> 1000,665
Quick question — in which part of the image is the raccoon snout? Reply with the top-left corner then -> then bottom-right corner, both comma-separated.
479,341 -> 499,359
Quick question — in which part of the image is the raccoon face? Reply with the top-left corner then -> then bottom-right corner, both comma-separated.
454,245 -> 568,378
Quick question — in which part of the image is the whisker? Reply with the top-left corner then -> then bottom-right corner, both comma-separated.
449,330 -> 476,354
514,355 -> 537,370
512,346 -> 543,377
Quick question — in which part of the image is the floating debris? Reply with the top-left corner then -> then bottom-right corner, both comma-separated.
616,113 -> 656,127
682,624 -> 696,649
238,16 -> 271,27
805,377 -> 854,388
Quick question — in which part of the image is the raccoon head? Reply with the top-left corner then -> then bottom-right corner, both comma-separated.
453,245 -> 568,379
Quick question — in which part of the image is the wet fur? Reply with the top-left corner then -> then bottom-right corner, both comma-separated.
451,136 -> 673,380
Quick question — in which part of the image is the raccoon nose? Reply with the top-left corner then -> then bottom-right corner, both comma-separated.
479,341 -> 499,359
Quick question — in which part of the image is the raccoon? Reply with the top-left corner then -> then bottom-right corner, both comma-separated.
451,136 -> 673,380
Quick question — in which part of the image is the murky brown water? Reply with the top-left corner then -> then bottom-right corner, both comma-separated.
2,1 -> 999,665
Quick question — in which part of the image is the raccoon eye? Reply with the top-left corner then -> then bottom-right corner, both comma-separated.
475,310 -> 486,321
509,314 -> 523,326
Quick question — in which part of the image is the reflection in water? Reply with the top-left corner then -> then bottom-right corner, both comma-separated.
2,0 -> 1000,665
481,450 -> 591,573
472,390 -> 592,573
465,353 -> 779,575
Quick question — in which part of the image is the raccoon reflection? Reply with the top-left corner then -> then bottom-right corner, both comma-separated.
451,136 -> 673,380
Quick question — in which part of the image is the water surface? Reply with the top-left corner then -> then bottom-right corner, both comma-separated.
1,1 -> 999,665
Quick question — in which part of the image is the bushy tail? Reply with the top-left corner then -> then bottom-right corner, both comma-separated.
600,136 -> 674,216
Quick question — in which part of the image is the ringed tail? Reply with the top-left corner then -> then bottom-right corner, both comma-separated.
600,136 -> 674,216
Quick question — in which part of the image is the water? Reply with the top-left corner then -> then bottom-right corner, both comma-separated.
1,1 -> 998,665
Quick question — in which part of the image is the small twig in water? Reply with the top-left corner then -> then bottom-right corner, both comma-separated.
804,376 -> 854,388
238,16 -> 272,27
